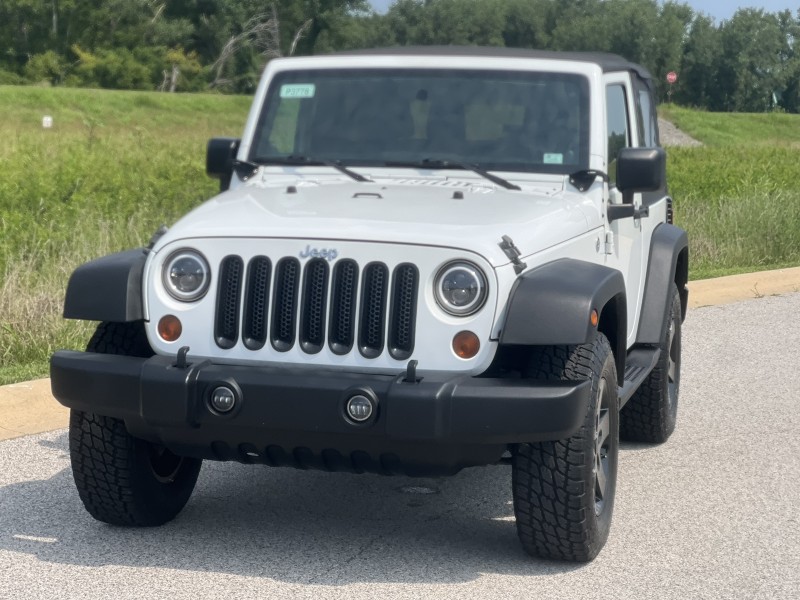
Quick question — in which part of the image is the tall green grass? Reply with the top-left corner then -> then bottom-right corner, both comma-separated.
661,105 -> 800,279
0,86 -> 250,384
661,105 -> 800,147
668,147 -> 800,278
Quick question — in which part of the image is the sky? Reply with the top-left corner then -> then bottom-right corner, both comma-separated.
368,0 -> 800,22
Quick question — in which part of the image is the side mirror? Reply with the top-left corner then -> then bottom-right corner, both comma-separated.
616,147 -> 666,204
206,137 -> 241,192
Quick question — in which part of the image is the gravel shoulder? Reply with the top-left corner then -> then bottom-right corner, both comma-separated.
658,117 -> 703,147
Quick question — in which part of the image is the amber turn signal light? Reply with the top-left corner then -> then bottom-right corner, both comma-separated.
158,315 -> 182,342
590,309 -> 599,327
453,331 -> 480,359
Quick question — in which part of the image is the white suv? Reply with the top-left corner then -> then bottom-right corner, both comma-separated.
51,47 -> 688,562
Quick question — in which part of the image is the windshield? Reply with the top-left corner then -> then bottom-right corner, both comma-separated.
250,68 -> 590,175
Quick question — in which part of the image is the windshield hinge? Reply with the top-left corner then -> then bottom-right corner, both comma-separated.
233,160 -> 260,181
499,235 -> 527,274
604,231 -> 615,255
569,170 -> 608,192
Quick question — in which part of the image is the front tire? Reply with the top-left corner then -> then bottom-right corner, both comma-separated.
512,334 -> 619,562
69,322 -> 202,526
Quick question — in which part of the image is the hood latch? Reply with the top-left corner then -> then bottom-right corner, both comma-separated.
499,235 -> 527,275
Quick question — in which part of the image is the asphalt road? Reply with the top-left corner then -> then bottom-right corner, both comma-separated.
1,293 -> 799,600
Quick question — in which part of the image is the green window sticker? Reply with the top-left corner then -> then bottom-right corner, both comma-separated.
543,153 -> 563,165
280,84 -> 316,99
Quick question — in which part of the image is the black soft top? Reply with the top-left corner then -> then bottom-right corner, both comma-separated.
330,46 -> 654,85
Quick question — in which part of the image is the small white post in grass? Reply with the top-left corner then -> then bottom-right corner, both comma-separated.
42,115 -> 53,128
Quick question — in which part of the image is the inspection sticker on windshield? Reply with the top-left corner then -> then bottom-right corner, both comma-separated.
280,84 -> 316,99
543,153 -> 564,165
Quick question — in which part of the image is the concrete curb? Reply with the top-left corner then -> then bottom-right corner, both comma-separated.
2,266 -> 800,442
687,266 -> 800,308
0,379 -> 67,441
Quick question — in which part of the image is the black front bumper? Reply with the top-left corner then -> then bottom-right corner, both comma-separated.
50,350 -> 591,475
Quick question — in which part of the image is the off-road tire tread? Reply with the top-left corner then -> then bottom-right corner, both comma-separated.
86,321 -> 153,357
620,284 -> 681,443
513,335 -> 616,562
69,321 -> 200,526
70,410 -> 151,525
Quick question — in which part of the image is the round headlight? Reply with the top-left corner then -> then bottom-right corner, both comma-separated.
163,250 -> 210,302
434,261 -> 487,316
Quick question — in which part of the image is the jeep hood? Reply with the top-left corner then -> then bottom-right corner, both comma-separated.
156,175 -> 595,268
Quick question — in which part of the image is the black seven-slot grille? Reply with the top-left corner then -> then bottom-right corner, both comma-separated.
214,256 -> 418,359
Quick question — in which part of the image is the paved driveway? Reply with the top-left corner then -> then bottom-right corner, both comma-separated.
1,293 -> 798,599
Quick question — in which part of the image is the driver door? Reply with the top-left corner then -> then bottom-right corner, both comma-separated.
604,76 -> 646,348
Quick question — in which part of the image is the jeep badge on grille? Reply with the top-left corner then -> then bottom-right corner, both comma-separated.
299,245 -> 338,261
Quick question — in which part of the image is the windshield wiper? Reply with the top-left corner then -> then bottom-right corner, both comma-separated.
258,155 -> 372,183
384,158 -> 521,191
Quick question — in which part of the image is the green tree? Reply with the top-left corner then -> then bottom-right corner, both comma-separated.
70,45 -> 152,89
501,0 -> 557,49
717,9 -> 785,112
24,50 -> 67,85
777,9 -> 800,112
677,14 -> 722,108
0,0 -> 799,113
650,1 -> 694,101
382,0 -> 433,46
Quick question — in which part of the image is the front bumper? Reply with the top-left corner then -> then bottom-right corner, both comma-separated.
50,350 -> 591,475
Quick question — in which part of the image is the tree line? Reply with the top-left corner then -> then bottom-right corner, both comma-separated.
2,0 -> 799,113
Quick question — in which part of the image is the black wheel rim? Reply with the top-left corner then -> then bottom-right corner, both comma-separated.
667,314 -> 680,411
594,377 -> 611,516
148,445 -> 184,484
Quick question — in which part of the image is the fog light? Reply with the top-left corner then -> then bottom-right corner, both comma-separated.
158,315 -> 182,342
452,331 -> 480,359
346,395 -> 374,423
210,386 -> 236,414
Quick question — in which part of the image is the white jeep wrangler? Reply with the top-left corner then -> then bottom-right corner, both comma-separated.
51,47 -> 688,562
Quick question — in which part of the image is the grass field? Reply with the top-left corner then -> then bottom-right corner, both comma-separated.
661,105 -> 800,279
0,86 -> 251,384
0,88 -> 798,384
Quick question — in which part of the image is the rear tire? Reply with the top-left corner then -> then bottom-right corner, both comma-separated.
620,283 -> 682,443
512,333 -> 619,562
69,322 -> 202,526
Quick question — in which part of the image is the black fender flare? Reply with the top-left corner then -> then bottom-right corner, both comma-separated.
636,224 -> 689,345
63,249 -> 146,322
499,259 -> 627,383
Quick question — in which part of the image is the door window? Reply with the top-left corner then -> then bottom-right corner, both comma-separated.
606,85 -> 630,186
637,88 -> 658,147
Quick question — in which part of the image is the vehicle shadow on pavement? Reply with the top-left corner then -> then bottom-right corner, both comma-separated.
0,432 -> 586,584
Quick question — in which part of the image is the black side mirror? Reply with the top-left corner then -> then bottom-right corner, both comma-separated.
616,147 -> 666,204
206,137 -> 241,192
